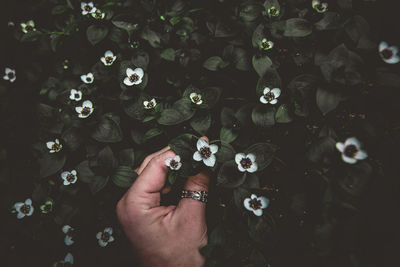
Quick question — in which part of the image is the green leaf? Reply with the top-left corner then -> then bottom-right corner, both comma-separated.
118,149 -> 135,166
168,134 -> 198,177
316,87 -> 342,115
157,99 -> 195,125
239,2 -> 262,22
132,51 -> 150,70
112,14 -> 139,33
86,25 -> 109,45
215,141 -> 236,163
51,5 -> 68,15
251,105 -> 275,127
284,18 -> 312,37
190,113 -> 211,135
233,187 -> 250,209
203,56 -> 229,71
315,12 -> 343,31
61,127 -> 83,151
248,214 -> 275,242
256,69 -> 282,96
143,128 -> 164,141
252,24 -> 265,48
220,127 -> 238,143
97,146 -> 118,174
252,54 -> 273,77
161,48 -> 176,61
91,114 -> 123,143
88,176 -> 109,194
218,161 -> 246,188
75,160 -> 95,183
245,143 -> 278,171
20,31 -> 42,42
112,166 -> 138,188
275,104 -> 292,123
200,87 -> 223,109
141,26 -> 161,48
39,153 -> 66,178
306,136 -> 336,163
233,48 -> 250,71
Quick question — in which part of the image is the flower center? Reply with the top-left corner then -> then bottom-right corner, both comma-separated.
74,93 -> 80,99
8,72 -> 15,79
84,5 -> 92,11
129,73 -> 139,83
52,143 -> 61,152
25,25 -> 34,32
146,102 -> 154,108
240,157 -> 252,169
192,95 -> 201,103
232,121 -> 240,128
249,198 -> 262,210
101,232 -> 110,242
81,107 -> 91,116
200,146 -> 212,159
66,174 -> 75,183
20,204 -> 31,214
262,41 -> 271,49
105,56 -> 113,64
269,7 -> 279,16
316,3 -> 326,12
170,160 -> 179,169
95,12 -> 103,19
344,145 -> 358,158
86,77 -> 92,82
264,91 -> 275,101
43,203 -> 52,212
381,48 -> 393,59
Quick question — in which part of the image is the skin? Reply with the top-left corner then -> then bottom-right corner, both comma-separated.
116,137 -> 210,267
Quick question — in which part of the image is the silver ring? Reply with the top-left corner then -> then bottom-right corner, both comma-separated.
181,190 -> 208,203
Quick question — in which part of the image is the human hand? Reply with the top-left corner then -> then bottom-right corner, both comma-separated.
116,137 -> 210,267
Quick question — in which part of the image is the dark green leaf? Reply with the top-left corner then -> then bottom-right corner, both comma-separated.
306,136 -> 336,163
217,161 -> 246,188
275,104 -> 292,123
61,127 -> 83,151
252,54 -> 273,77
161,48 -> 176,61
251,105 -> 275,127
118,149 -> 135,167
91,114 -> 123,143
190,113 -> 211,135
158,99 -> 195,125
86,25 -> 109,45
112,166 -> 138,188
215,142 -> 236,163
39,153 -> 66,178
88,176 -> 109,194
316,87 -> 342,115
220,127 -> 238,143
203,56 -> 229,71
245,143 -> 278,171
284,18 -> 312,37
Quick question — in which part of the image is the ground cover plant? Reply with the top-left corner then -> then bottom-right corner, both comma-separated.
1,0 -> 400,266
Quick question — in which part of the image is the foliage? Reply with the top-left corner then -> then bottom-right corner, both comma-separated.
1,0 -> 399,266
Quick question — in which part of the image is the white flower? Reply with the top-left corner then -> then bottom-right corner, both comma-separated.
260,38 -> 274,51
235,153 -> 258,173
190,92 -> 203,105
378,41 -> 400,64
81,2 -> 97,15
336,137 -> 368,164
92,9 -> 106,19
96,227 -> 115,247
243,194 -> 269,216
165,155 -> 182,170
143,98 -> 157,109
80,72 -> 94,84
20,20 -> 36,33
124,67 -> 144,86
3,68 -> 16,83
312,0 -> 328,13
75,100 -> 94,118
69,89 -> 82,101
62,225 -> 75,246
46,138 -> 62,153
260,87 -> 281,104
62,253 -> 74,265
193,139 -> 218,167
14,198 -> 34,219
61,170 -> 78,186
100,50 -> 117,66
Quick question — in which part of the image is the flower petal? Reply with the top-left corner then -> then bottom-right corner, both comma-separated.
335,142 -> 345,152
235,153 -> 246,164
105,50 -> 113,57
17,212 -> 25,219
63,180 -> 70,185
271,88 -> 281,98
258,196 -> 269,209
64,253 -> 74,264
253,209 -> 263,216
344,137 -> 360,149
98,240 -> 108,247
100,57 -> 107,65
175,162 -> 182,170
209,144 -> 218,154
3,75 -> 9,80
193,151 -> 202,161
108,236 -> 115,242
26,206 -> 34,216
379,41 -> 388,52
174,155 -> 181,162
25,198 -> 32,205
75,107 -> 83,113
96,232 -> 102,239
126,68 -> 134,77
203,154 -> 216,167
355,149 -> 368,160
5,68 -> 12,74
81,2 -> 87,9
83,100 -> 93,108
237,164 -> 246,172
247,153 -> 256,163
269,99 -> 278,105
385,55 -> 400,64
243,198 -> 252,211
164,157 -> 172,166
196,99 -> 203,105
61,171 -> 69,179
251,194 -> 257,199
62,225 -> 71,234
259,96 -> 268,104
189,92 -> 197,100
14,202 -> 24,210
133,68 -> 144,78
197,138 -> 209,150
247,162 -> 258,173
65,236 -> 74,246
80,75 -> 87,82
263,87 -> 270,94
104,227 -> 113,234
124,77 -> 134,86
342,154 -> 357,164
46,141 -> 55,149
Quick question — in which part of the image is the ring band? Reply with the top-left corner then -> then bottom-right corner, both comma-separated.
181,190 -> 208,203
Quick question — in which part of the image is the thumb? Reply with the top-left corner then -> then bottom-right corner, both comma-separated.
175,137 -> 210,221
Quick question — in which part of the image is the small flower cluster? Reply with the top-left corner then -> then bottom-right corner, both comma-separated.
312,0 -> 328,13
3,68 -> 16,83
260,38 -> 274,51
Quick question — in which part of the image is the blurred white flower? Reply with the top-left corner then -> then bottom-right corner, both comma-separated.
80,72 -> 94,84
81,2 -> 96,15
75,100 -> 94,118
260,38 -> 274,51
312,0 -> 328,13
243,194 -> 269,216
190,92 -> 203,105
20,20 -> 36,33
62,225 -> 75,246
100,50 -> 117,66
165,155 -> 182,170
69,89 -> 82,101
260,87 -> 281,104
235,153 -> 258,173
336,137 -> 368,164
14,198 -> 34,219
378,41 -> 400,64
3,68 -> 16,83
193,139 -> 218,167
143,98 -> 157,109
46,138 -> 62,153
92,9 -> 105,19
61,170 -> 78,186
124,67 -> 144,86
96,227 -> 114,247
267,6 -> 280,17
